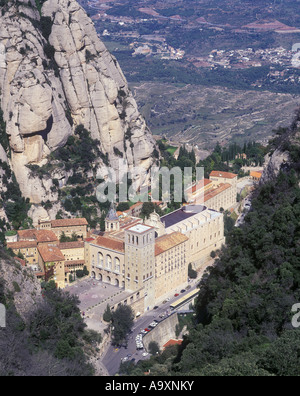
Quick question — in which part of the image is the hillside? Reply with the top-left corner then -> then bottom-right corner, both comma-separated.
0,0 -> 156,231
0,249 -> 100,376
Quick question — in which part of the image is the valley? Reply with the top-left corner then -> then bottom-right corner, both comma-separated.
79,0 -> 300,146
132,81 -> 300,150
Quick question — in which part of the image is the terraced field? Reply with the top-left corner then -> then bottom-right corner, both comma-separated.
132,82 -> 300,149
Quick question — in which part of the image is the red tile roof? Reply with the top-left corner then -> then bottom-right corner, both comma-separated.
51,218 -> 88,228
185,179 -> 212,195
59,241 -> 85,250
7,240 -> 37,249
210,171 -> 237,179
163,339 -> 183,349
155,232 -> 188,256
38,246 -> 65,263
94,236 -> 125,253
34,230 -> 58,243
204,183 -> 232,201
17,229 -> 58,243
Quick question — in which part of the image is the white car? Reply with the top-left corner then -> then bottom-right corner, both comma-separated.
142,352 -> 149,357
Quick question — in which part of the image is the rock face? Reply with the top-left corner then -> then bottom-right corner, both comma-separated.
261,111 -> 300,184
0,0 -> 155,207
261,148 -> 290,184
0,253 -> 42,320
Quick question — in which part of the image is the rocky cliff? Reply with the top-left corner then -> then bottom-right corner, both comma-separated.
261,109 -> 300,184
0,0 -> 155,222
0,250 -> 42,320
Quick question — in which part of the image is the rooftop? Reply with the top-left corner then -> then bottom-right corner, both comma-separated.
38,246 -> 65,263
161,205 -> 206,229
93,235 -> 125,253
59,241 -> 85,250
7,240 -> 37,249
17,229 -> 58,244
50,218 -> 88,228
204,183 -> 232,201
127,224 -> 153,234
155,232 -> 188,256
210,171 -> 237,180
34,230 -> 58,243
185,178 -> 212,195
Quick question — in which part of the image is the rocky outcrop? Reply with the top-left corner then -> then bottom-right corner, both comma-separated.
261,148 -> 290,183
0,0 -> 155,210
261,111 -> 300,184
0,252 -> 42,320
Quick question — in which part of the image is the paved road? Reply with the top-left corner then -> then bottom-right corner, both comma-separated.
101,285 -> 199,375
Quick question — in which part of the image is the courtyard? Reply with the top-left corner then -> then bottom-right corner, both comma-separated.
66,278 -> 131,332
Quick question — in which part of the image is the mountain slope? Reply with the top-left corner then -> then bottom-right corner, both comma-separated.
0,0 -> 155,224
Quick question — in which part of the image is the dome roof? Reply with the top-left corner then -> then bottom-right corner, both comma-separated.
106,204 -> 119,221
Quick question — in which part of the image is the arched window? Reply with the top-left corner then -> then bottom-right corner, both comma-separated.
115,257 -> 120,273
98,252 -> 104,268
106,255 -> 112,270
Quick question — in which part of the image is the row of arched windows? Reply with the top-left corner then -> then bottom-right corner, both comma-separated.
97,252 -> 121,273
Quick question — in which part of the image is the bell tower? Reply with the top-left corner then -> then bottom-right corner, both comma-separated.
125,224 -> 156,312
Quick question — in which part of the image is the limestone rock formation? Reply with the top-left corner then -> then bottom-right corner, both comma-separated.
0,252 -> 42,320
261,111 -> 300,184
0,0 -> 155,214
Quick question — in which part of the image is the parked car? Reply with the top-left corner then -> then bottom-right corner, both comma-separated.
174,293 -> 179,297
181,289 -> 186,293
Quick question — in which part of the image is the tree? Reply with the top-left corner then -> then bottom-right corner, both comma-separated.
188,263 -> 197,279
149,341 -> 160,356
141,202 -> 163,219
111,305 -> 134,345
103,304 -> 112,323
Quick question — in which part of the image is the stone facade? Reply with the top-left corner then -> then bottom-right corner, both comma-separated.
38,218 -> 88,239
86,203 -> 225,314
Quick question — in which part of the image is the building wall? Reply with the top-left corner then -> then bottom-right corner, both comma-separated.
205,185 -> 235,212
11,246 -> 38,266
166,210 -> 225,271
125,227 -> 156,312
37,251 -> 65,289
51,225 -> 87,240
60,246 -> 85,263
155,240 -> 188,301
88,243 -> 125,288
143,313 -> 179,351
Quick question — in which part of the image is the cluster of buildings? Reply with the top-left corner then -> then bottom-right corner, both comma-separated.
189,47 -> 295,70
6,219 -> 88,289
186,171 -> 238,213
5,170 -> 238,315
130,41 -> 185,60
